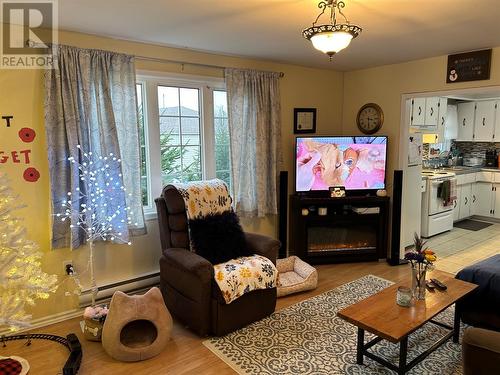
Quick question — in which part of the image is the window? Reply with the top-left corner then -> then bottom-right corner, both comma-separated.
213,90 -> 231,187
137,74 -> 231,211
158,86 -> 202,184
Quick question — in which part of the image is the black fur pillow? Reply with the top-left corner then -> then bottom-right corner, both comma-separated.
188,211 -> 250,265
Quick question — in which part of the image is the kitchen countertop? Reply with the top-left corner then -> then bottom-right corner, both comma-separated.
440,167 -> 481,175
437,167 -> 500,175
422,165 -> 500,179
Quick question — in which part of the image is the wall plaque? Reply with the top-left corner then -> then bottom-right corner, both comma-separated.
447,49 -> 492,83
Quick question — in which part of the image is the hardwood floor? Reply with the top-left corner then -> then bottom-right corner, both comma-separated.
1,261 -> 415,374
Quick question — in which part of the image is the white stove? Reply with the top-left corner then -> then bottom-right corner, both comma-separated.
421,170 -> 457,237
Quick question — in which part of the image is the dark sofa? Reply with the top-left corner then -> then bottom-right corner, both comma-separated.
456,255 -> 500,374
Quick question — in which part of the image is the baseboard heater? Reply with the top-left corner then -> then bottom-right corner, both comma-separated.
79,271 -> 160,307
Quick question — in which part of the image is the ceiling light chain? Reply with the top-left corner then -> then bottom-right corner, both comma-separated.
304,0 -> 362,60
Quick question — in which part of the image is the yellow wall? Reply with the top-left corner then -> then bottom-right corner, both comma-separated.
342,47 -> 500,186
0,28 -> 344,321
5,25 -> 499,324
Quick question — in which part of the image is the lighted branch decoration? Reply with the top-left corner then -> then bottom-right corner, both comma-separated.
55,145 -> 137,306
0,172 -> 58,331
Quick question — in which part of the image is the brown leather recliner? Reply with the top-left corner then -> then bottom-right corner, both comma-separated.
462,327 -> 500,375
155,185 -> 280,337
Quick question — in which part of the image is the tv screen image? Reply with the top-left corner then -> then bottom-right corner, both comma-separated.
295,136 -> 387,192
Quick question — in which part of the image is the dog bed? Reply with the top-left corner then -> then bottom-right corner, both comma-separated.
276,256 -> 318,297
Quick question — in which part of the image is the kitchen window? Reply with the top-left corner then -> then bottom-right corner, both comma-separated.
137,74 -> 230,212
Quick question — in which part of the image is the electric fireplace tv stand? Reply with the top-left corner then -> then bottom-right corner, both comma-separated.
289,194 -> 390,264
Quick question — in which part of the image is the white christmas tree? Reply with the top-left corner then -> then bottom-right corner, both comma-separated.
0,172 -> 58,332
55,146 -> 136,305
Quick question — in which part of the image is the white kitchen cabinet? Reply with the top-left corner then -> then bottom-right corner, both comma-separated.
453,186 -> 461,222
411,98 -> 426,126
494,101 -> 500,140
476,171 -> 494,182
494,184 -> 500,218
458,183 -> 472,220
437,98 -> 448,127
411,97 -> 447,133
474,101 -> 496,141
452,172 -> 500,220
472,182 -> 493,217
457,102 -> 476,141
424,97 -> 440,127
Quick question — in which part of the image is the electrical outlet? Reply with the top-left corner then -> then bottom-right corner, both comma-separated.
63,260 -> 76,275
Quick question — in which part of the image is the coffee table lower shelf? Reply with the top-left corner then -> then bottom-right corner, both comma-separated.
356,319 -> 457,375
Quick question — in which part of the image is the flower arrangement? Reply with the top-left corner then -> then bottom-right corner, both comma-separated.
404,233 -> 437,299
83,304 -> 109,323
404,233 -> 437,265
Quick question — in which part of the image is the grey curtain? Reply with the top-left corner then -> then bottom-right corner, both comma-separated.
45,44 -> 146,249
225,68 -> 282,217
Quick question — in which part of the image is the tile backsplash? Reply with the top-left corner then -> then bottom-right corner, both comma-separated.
453,141 -> 500,159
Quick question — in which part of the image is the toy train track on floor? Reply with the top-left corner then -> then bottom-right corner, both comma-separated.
1,333 -> 82,375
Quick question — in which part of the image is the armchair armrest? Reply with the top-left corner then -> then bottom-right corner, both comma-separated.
463,327 -> 500,375
244,232 -> 280,265
162,248 -> 214,283
159,248 -> 214,336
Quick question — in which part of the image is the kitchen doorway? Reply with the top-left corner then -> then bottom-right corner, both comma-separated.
398,85 -> 500,273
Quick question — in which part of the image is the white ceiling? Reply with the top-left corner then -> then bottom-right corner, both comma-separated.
58,0 -> 500,71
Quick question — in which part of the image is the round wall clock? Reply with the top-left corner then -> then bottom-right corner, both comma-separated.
356,103 -> 384,134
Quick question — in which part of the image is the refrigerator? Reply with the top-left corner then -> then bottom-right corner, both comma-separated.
401,133 -> 423,248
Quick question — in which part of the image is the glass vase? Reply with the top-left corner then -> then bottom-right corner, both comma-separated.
412,265 -> 426,300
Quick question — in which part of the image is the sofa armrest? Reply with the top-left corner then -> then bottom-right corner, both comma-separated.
245,232 -> 280,265
162,248 -> 214,283
462,327 -> 500,375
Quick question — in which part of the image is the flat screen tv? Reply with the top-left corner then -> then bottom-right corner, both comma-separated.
295,136 -> 387,193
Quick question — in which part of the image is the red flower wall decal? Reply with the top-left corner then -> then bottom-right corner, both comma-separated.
23,167 -> 40,182
19,127 -> 36,143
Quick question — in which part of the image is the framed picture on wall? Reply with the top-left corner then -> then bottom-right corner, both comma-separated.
294,108 -> 316,134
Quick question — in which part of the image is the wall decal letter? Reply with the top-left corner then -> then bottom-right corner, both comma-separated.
19,149 -> 31,164
2,116 -> 13,127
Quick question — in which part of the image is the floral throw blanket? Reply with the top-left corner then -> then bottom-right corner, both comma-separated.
214,255 -> 278,304
170,179 -> 232,221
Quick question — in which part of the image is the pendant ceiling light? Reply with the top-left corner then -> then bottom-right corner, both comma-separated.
303,0 -> 362,59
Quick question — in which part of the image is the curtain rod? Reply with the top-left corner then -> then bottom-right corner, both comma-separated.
135,55 -> 285,78
26,39 -> 285,78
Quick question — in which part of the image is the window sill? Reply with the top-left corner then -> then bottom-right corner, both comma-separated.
144,209 -> 158,221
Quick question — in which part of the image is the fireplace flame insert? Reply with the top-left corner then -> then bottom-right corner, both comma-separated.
289,195 -> 390,264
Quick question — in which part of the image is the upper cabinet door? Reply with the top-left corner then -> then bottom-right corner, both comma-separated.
424,97 -> 440,127
411,98 -> 426,126
457,102 -> 476,141
474,101 -> 496,142
494,101 -> 500,140
437,98 -> 448,129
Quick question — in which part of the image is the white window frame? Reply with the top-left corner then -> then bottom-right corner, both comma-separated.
135,81 -> 152,210
137,71 -> 226,218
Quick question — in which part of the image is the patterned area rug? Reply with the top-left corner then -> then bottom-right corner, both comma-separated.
203,275 -> 464,374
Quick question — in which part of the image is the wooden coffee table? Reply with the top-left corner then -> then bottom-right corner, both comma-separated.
337,270 -> 477,375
